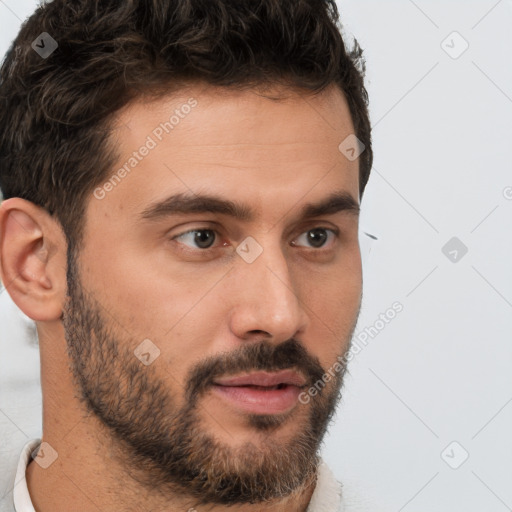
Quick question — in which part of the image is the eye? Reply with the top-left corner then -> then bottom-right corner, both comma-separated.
171,226 -> 339,252
172,229 -> 220,249
292,227 -> 339,249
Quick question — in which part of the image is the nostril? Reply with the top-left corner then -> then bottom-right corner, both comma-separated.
247,330 -> 270,337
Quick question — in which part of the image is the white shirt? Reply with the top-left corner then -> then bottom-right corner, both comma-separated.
1,438 -> 345,512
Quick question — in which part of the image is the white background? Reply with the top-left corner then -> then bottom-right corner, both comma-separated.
1,1 -> 511,511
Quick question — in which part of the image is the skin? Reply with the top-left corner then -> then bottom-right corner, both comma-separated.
0,82 -> 362,512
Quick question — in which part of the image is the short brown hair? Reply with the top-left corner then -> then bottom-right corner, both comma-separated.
0,0 -> 372,248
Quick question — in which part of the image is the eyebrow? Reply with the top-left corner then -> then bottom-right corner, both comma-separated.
139,190 -> 360,223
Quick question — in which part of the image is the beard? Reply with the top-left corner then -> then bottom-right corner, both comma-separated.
61,248 -> 355,507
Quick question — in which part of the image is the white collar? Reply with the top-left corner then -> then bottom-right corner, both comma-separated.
14,438 -> 343,512
13,439 -> 38,512
306,459 -> 345,511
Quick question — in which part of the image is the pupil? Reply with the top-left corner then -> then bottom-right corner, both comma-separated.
308,229 -> 327,248
195,230 -> 215,248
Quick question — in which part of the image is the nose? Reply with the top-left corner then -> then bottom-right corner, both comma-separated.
227,237 -> 309,343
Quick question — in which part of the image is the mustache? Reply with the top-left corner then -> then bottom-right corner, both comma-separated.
184,338 -> 327,404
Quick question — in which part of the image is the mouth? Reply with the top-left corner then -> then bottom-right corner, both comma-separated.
211,370 -> 307,415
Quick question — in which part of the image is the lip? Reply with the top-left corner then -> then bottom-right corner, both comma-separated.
211,370 -> 307,415
213,370 -> 306,388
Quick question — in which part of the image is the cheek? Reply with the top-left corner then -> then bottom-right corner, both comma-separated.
302,250 -> 362,316
300,263 -> 362,364
78,233 -> 227,388
81,235 -> 214,338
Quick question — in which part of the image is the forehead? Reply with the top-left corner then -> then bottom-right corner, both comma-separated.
118,82 -> 355,144
90,83 -> 360,225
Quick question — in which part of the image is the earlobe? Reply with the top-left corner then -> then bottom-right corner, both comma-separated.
0,198 -> 67,322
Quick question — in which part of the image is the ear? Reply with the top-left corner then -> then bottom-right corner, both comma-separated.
0,198 -> 67,321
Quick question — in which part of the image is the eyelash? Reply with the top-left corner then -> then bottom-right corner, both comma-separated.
171,226 -> 340,253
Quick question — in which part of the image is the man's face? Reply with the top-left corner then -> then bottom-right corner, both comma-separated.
62,83 -> 362,505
